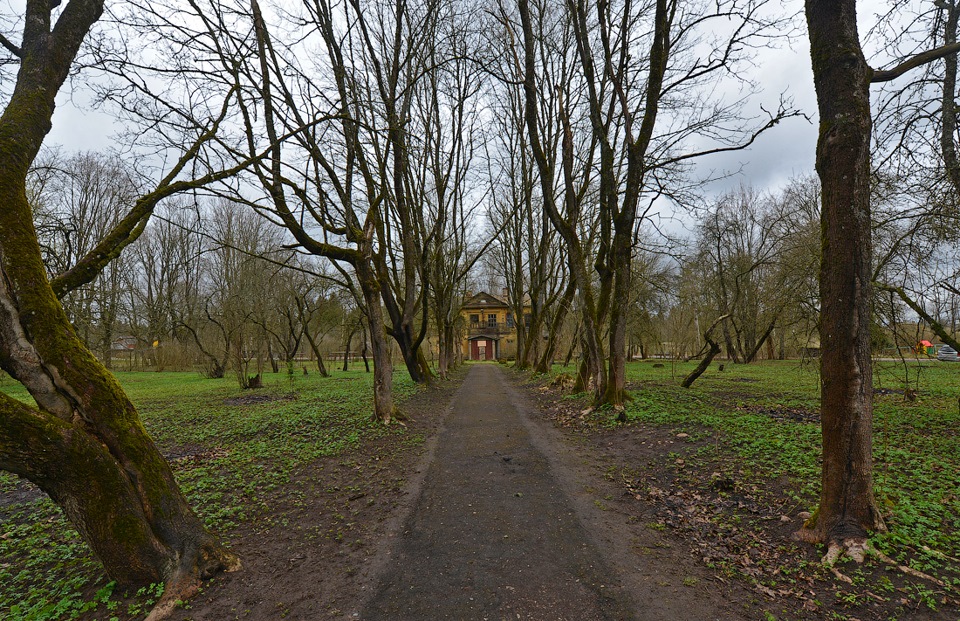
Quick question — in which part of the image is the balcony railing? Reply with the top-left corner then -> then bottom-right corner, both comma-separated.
467,323 -> 511,337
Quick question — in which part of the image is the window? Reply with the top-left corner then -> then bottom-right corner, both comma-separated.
506,312 -> 514,328
470,314 -> 480,325
487,313 -> 497,328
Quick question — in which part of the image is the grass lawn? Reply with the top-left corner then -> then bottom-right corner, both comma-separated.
619,359 -> 960,568
3,357 -> 959,620
0,365 -> 418,621
544,358 -> 959,617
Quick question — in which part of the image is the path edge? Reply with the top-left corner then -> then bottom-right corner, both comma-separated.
346,369 -> 471,619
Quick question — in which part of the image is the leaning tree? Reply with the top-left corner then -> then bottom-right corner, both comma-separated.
0,0 -> 237,607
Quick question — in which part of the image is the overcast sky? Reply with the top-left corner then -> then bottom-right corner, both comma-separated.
41,0 -> 892,203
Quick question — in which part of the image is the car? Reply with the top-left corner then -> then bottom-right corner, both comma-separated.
937,345 -> 960,361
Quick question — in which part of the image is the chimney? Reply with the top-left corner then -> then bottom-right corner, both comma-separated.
502,287 -> 508,301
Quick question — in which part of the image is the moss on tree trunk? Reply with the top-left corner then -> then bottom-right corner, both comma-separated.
0,0 -> 237,600
801,0 -> 885,545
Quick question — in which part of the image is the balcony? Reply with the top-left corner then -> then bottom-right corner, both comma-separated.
467,322 -> 511,338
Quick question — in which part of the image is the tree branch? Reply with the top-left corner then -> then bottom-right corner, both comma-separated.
871,42 -> 960,83
875,283 -> 960,351
0,33 -> 22,58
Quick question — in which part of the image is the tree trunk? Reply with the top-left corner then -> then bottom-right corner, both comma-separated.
0,10 -> 238,596
603,228 -> 632,406
563,323 -> 580,368
389,322 -> 433,384
343,326 -> 354,372
302,326 -> 330,377
681,314 -> 730,388
681,340 -> 722,388
535,279 -> 575,374
744,316 -> 779,364
436,319 -> 454,379
0,181 -> 237,592
267,338 -> 279,374
941,1 -> 960,195
357,263 -> 395,423
800,0 -> 884,544
361,322 -> 370,373
877,284 -> 960,352
519,0 -> 605,399
520,311 -> 545,369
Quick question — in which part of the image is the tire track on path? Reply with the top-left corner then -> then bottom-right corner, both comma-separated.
361,364 -> 636,620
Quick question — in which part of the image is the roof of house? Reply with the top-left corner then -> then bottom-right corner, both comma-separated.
462,291 -> 508,310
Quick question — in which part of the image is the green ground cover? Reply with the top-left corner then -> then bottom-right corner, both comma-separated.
537,358 -> 960,618
0,365 -> 417,621
612,359 -> 960,594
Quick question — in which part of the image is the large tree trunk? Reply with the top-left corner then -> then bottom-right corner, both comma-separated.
391,325 -> 433,384
800,0 -> 884,545
602,229 -> 632,407
0,174 -> 237,593
0,1 -> 237,599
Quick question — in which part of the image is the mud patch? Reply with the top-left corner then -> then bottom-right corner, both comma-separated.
0,480 -> 43,508
223,393 -> 297,406
166,445 -> 231,468
738,404 -> 820,424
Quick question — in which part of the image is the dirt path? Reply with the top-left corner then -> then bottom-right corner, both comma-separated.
167,365 -> 749,621
361,365 -> 635,620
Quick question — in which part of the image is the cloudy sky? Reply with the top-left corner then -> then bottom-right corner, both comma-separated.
40,0 -> 895,200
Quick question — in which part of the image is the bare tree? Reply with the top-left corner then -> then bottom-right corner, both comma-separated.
800,0 -> 960,553
0,0 -> 237,602
29,150 -> 141,367
518,0 -> 799,413
693,186 -> 796,364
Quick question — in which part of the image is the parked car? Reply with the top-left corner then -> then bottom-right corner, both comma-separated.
937,345 -> 960,361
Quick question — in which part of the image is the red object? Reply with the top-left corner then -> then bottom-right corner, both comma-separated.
470,338 -> 495,360
920,340 -> 933,347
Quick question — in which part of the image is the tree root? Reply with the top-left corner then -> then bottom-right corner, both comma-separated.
144,549 -> 241,621
921,545 -> 960,564
819,538 -> 952,591
144,573 -> 201,621
820,539 -> 864,583
869,546 -> 950,589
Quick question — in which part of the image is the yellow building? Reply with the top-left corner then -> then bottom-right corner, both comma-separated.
460,291 -> 528,360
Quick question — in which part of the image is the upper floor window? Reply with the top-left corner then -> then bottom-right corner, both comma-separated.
470,314 -> 480,325
506,313 -> 515,328
487,314 -> 497,328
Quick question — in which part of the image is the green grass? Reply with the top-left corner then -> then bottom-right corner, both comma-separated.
569,358 -> 960,590
0,366 -> 418,620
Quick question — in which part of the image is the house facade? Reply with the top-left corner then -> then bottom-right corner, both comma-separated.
460,291 -> 528,361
